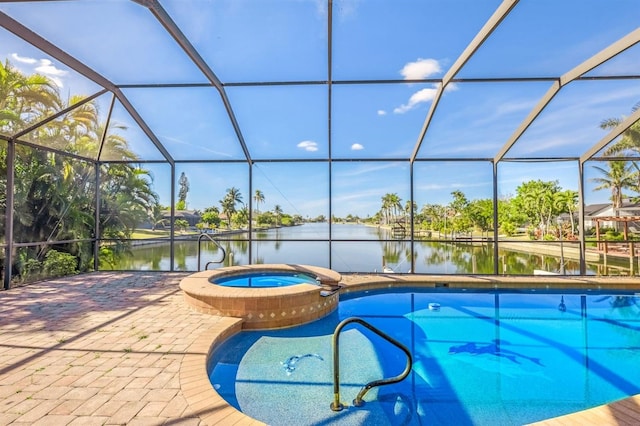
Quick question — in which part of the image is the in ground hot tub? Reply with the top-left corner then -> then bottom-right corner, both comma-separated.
179,264 -> 342,329
213,271 -> 319,288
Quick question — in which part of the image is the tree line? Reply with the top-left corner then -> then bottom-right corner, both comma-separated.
340,103 -> 640,240
349,182 -> 578,240
171,180 -> 321,231
1,58 -> 638,282
1,59 -> 159,281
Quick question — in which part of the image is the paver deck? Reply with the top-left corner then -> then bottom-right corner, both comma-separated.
0,272 -> 225,425
1,271 -> 640,425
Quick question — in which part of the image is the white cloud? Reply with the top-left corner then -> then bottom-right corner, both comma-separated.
36,59 -> 68,88
36,59 -> 67,77
351,143 -> 364,150
378,58 -> 444,117
400,58 -> 441,80
11,54 -> 68,88
297,140 -> 318,152
394,86 -> 439,114
10,53 -> 37,64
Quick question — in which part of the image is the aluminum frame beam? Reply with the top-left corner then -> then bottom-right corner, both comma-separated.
137,0 -> 253,164
410,0 -> 520,163
580,107 -> 640,163
494,27 -> 640,163
0,12 -> 175,165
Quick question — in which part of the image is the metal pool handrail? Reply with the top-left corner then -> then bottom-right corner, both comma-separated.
197,233 -> 226,271
330,317 -> 413,411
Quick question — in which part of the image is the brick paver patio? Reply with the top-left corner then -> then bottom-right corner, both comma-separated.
3,271 -> 640,425
0,272 -> 225,425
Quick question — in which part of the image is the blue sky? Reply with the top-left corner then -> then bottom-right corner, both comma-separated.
1,0 -> 640,217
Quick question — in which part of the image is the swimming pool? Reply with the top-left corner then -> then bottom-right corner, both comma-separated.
209,287 -> 640,425
212,271 -> 319,287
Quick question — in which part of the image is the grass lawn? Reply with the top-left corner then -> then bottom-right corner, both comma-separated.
131,229 -> 172,239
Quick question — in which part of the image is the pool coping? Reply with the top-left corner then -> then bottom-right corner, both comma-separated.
181,273 -> 640,425
179,264 -> 341,329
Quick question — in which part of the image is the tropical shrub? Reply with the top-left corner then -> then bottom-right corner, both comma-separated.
1,60 -> 159,282
20,258 -> 43,282
499,222 -> 515,236
174,219 -> 189,232
43,250 -> 78,277
605,230 -> 624,241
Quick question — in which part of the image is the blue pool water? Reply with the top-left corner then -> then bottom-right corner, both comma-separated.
209,288 -> 640,425
212,271 -> 318,287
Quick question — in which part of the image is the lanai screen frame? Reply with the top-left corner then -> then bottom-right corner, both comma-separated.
1,1 -> 640,288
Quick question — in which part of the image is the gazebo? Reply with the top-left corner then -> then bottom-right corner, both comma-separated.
593,216 -> 640,275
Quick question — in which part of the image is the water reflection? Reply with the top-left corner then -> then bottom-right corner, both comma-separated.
104,224 -> 630,275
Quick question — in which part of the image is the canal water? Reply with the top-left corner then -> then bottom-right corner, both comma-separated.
108,223 -> 624,275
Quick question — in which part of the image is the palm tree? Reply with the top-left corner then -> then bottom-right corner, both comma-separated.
516,180 -> 561,238
591,161 -> 635,228
380,194 -> 390,225
273,205 -> 283,227
402,200 -> 415,228
601,102 -> 640,157
150,204 -> 166,231
0,59 -> 60,134
554,190 -> 578,236
404,200 -> 416,216
591,161 -> 634,210
219,187 -> 244,228
1,62 -> 163,279
235,206 -> 249,228
227,187 -> 243,207
219,196 -> 235,228
100,165 -> 158,235
601,103 -> 640,195
380,193 -> 402,225
6,83 -> 100,251
253,189 -> 265,216
389,193 -> 402,223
